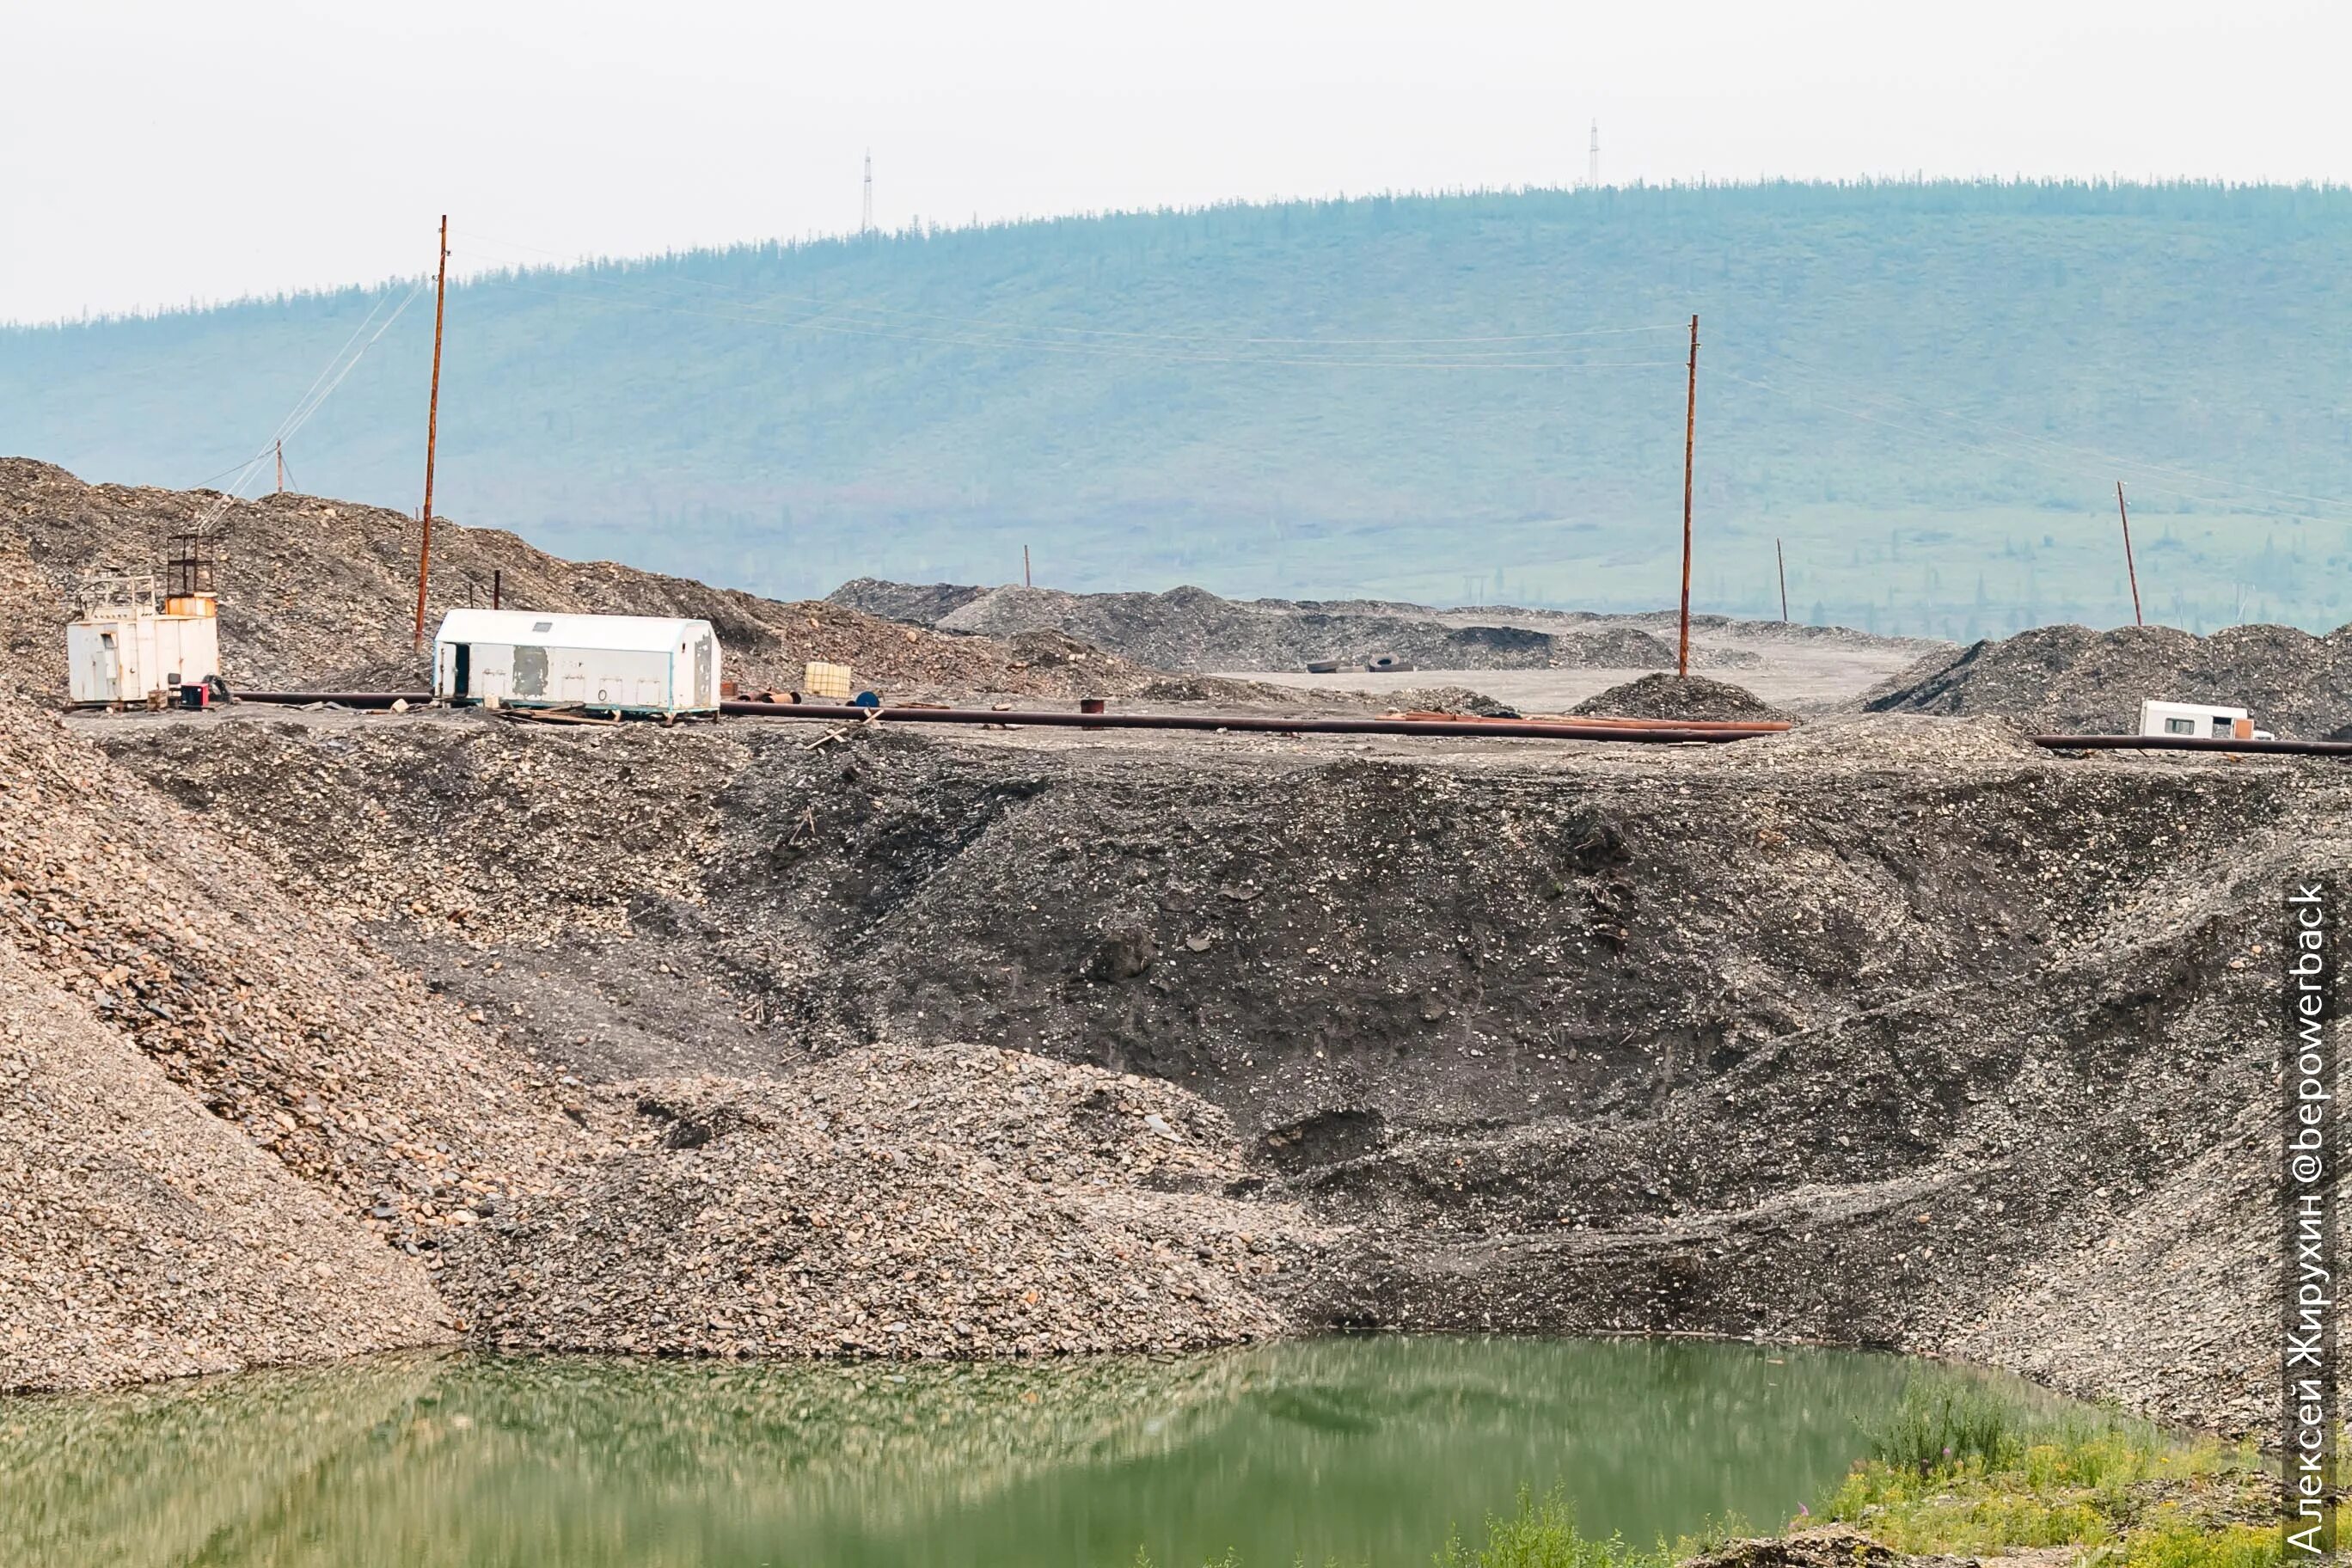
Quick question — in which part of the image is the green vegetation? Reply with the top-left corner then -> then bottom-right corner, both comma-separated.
1823,1387 -> 2274,1567
1433,1491 -> 1694,1568
8,181 -> 2352,634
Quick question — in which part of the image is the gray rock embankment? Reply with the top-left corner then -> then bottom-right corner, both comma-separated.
0,941 -> 450,1392
0,690 -> 587,1391
1859,620 -> 2352,738
442,1044 -> 1326,1358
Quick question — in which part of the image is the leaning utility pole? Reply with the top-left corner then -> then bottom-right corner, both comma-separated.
1023,544 -> 1032,588
413,215 -> 449,651
274,440 -> 285,493
2115,481 -> 2143,627
1776,536 -> 1789,623
1678,314 -> 1699,677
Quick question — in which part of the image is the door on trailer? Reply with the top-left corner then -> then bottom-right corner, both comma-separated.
695,635 -> 714,707
85,632 -> 119,704
452,643 -> 471,698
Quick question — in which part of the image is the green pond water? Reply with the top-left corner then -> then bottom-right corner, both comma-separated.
0,1336 -> 2092,1568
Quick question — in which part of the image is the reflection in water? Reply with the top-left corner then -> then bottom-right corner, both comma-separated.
0,1337 -> 2090,1568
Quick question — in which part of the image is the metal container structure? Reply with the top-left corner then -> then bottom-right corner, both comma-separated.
432,609 -> 722,714
66,574 -> 221,707
2137,699 -> 2270,741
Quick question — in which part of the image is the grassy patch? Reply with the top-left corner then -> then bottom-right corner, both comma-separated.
1434,1489 -> 1693,1568
1821,1390 -> 2269,1565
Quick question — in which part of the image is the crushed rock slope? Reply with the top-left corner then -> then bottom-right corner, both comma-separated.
444,1044 -> 1322,1360
0,941 -> 450,1393
0,695 -> 579,1234
0,461 -> 1169,701
1859,621 -> 2352,738
93,707 -> 2331,1432
834,580 -> 1762,672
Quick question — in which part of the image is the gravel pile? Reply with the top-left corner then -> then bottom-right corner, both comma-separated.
1570,672 -> 1793,722
0,690 -> 599,1391
0,462 -> 1161,702
1859,620 -> 2352,738
0,693 -> 581,1262
1385,686 -> 1522,718
96,709 -> 2317,1432
832,580 -> 1760,673
0,941 -> 451,1393
1950,1102 -> 2272,1434
444,1044 -> 1323,1358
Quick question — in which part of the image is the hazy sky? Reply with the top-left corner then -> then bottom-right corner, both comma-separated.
5,0 -> 2347,324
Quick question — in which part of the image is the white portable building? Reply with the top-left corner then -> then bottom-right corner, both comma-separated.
2137,699 -> 2271,741
432,609 -> 722,714
66,577 -> 222,706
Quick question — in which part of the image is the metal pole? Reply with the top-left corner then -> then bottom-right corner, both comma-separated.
2116,481 -> 2143,628
1775,536 -> 1788,622
1678,314 -> 1698,677
1024,545 -> 1032,588
413,215 -> 449,650
492,568 -> 501,610
275,440 -> 285,493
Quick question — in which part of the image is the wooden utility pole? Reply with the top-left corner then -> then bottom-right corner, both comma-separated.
413,215 -> 450,651
1677,314 -> 1698,677
2115,481 -> 2143,627
274,440 -> 285,493
1776,536 -> 1789,622
1023,545 -> 1032,588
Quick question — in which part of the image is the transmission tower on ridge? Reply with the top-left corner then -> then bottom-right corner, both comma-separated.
1588,120 -> 1600,187
861,150 -> 874,234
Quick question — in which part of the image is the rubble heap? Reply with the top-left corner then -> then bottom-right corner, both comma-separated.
0,690 -> 589,1390
1571,672 -> 1793,722
444,1045 -> 1324,1359
0,940 -> 450,1392
834,580 -> 1764,673
1859,620 -> 2352,737
95,708 -> 2328,1434
0,462 -> 1167,701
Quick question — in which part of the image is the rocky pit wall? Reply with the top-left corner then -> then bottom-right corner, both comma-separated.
0,695 -> 1308,1393
88,707 -> 2337,1436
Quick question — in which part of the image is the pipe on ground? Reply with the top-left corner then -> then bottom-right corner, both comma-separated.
2028,733 -> 2352,757
719,700 -> 1780,743
191,695 -> 2352,756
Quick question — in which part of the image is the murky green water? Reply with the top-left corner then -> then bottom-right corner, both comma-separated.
0,1336 -> 2092,1568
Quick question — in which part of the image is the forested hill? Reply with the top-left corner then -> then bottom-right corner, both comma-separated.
6,181 -> 2352,639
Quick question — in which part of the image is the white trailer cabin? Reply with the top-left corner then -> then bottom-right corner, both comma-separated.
2137,699 -> 2271,741
432,609 -> 722,714
66,575 -> 221,707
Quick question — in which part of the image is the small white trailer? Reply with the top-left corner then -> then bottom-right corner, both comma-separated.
432,609 -> 722,715
66,575 -> 222,707
2137,699 -> 2273,741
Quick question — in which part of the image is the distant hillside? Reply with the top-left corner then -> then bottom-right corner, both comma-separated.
7,181 -> 2352,636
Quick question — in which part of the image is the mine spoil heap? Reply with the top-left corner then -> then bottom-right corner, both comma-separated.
442,1046 -> 1321,1359
0,461 -> 1214,703
89,705 -> 2338,1436
8,466 -> 2341,1434
1860,619 -> 2352,738
832,579 -> 1765,672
